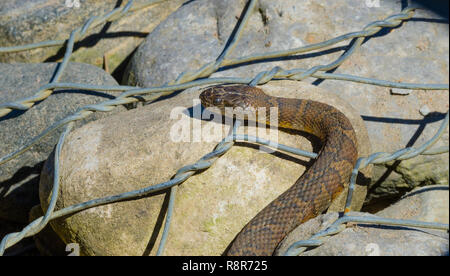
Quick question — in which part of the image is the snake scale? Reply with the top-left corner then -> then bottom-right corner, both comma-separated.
200,85 -> 358,256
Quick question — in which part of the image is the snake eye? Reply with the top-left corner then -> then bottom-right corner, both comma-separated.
213,97 -> 222,105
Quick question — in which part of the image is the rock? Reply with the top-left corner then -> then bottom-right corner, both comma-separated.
0,62 -> 126,223
0,0 -> 185,76
39,81 -> 371,256
419,105 -> 431,116
390,88 -> 411,95
276,186 -> 449,256
376,185 -> 449,224
368,155 -> 449,205
124,0 -> 449,203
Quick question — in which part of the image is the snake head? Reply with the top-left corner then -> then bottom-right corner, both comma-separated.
200,85 -> 268,111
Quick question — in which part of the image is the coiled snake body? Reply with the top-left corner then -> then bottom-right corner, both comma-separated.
200,85 -> 358,256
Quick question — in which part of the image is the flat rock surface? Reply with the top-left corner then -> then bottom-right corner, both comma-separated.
125,0 -> 449,203
276,186 -> 449,256
39,81 -> 371,256
0,62 -> 126,223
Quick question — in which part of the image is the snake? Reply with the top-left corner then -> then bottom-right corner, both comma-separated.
199,85 -> 358,256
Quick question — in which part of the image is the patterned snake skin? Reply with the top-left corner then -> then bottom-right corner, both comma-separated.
200,85 -> 358,256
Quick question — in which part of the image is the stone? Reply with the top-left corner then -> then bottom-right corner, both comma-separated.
390,88 -> 411,95
124,0 -> 449,204
0,62 -> 126,223
0,0 -> 185,76
376,185 -> 449,224
39,81 -> 371,256
419,105 -> 431,116
276,186 -> 449,256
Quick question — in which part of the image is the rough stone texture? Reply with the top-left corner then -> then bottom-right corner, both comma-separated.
0,62 -> 126,223
376,185 -> 449,224
368,155 -> 450,205
0,0 -> 185,76
39,81 -> 371,256
124,0 -> 449,203
276,186 -> 449,256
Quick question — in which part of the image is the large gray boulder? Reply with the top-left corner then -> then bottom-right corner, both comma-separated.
0,62 -> 126,223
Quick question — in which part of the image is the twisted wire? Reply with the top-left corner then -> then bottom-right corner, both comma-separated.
0,0 -> 162,118
1,6 -> 434,119
283,111 -> 449,256
0,120 -> 241,254
0,1 -> 448,256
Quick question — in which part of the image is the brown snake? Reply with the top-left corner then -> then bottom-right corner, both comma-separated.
199,85 -> 358,256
